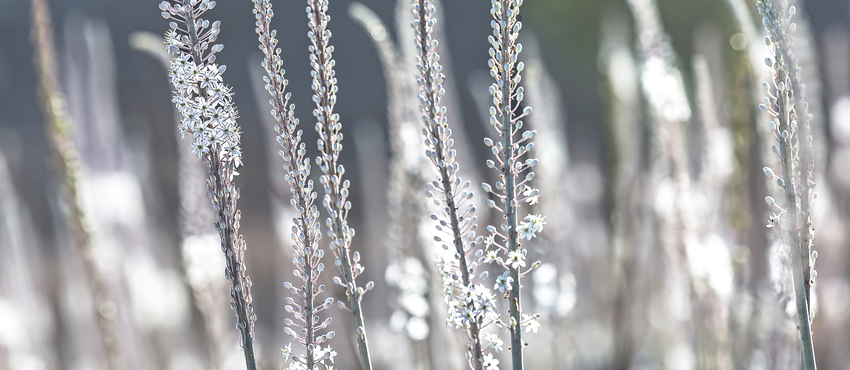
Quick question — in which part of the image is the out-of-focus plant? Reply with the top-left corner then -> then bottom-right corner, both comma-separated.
755,1 -> 818,368
30,0 -> 122,368
599,9 -> 642,368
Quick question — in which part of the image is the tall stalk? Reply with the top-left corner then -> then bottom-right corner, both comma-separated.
159,1 -> 257,369
755,0 -> 817,368
410,1 -> 504,368
253,0 -> 337,368
30,0 -> 121,368
482,1 -> 543,369
305,1 -> 373,368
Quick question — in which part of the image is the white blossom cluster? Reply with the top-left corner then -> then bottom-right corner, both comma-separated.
437,267 -> 499,330
281,342 -> 337,370
483,0 -> 543,363
162,1 -> 242,166
412,0 -> 501,368
252,0 -> 338,366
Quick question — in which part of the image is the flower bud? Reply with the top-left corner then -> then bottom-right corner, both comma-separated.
763,167 -> 775,178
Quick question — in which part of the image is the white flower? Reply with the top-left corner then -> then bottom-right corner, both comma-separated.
461,284 -> 475,302
495,271 -> 513,293
523,314 -> 540,333
485,333 -> 504,352
519,214 -> 546,240
766,212 -> 781,228
471,284 -> 496,318
326,347 -> 337,364
483,233 -> 494,246
167,47 -> 242,167
191,137 -> 210,158
507,250 -> 526,269
461,307 -> 476,326
484,250 -> 498,264
523,185 -> 540,205
313,345 -> 337,364
281,342 -> 293,362
519,221 -> 536,240
482,353 -> 500,370
473,284 -> 493,300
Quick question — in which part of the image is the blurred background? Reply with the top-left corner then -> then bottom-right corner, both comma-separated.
2,0 -> 850,369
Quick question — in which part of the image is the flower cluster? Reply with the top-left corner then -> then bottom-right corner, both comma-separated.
162,1 -> 242,166
441,280 -> 499,328
518,214 -> 546,241
412,0 -> 499,368
281,343 -> 337,370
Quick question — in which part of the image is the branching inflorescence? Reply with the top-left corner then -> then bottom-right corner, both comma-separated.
482,1 -> 543,369
755,0 -> 817,369
305,1 -> 374,369
159,1 -> 258,369
252,0 -> 338,368
410,1 -> 502,369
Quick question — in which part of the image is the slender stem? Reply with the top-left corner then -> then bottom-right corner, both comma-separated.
774,78 -> 816,370
754,1 -> 817,366
439,156 -> 484,370
437,121 -> 484,370
498,2 -> 523,367
294,179 -> 317,370
207,155 -> 258,370
308,1 -> 372,368
412,1 -> 484,368
255,1 -> 324,363
777,17 -> 814,318
183,6 -> 257,368
305,239 -> 316,370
